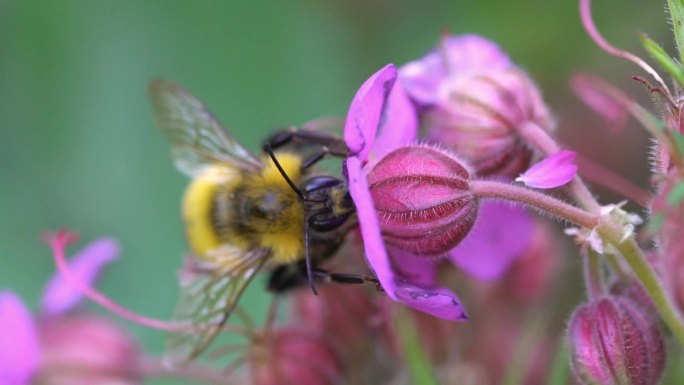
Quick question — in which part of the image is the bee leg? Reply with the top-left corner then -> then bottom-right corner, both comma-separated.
304,215 -> 318,295
324,271 -> 383,292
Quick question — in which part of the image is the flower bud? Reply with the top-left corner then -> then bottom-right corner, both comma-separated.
37,314 -> 141,385
249,328 -> 342,385
424,68 -> 552,178
567,297 -> 665,385
366,144 -> 478,256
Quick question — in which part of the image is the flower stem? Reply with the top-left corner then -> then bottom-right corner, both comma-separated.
584,250 -> 604,300
470,180 -> 599,229
598,225 -> 684,345
394,307 -> 439,385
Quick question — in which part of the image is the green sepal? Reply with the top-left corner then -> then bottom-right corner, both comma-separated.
640,34 -> 684,88
667,0 -> 684,62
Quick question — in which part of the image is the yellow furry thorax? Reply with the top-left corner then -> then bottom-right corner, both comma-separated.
181,152 -> 306,266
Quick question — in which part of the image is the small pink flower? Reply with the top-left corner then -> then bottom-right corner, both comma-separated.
516,150 -> 577,189
0,236 -> 139,385
41,237 -> 120,315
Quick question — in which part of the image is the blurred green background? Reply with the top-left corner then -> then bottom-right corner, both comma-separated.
0,1 -> 673,384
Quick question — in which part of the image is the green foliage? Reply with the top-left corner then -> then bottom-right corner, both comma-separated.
667,0 -> 684,61
640,34 -> 684,88
395,308 -> 439,385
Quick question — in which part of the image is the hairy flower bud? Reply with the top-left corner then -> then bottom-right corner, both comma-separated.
366,144 -> 478,255
38,315 -> 141,385
250,328 -> 342,385
424,68 -> 551,178
567,297 -> 665,385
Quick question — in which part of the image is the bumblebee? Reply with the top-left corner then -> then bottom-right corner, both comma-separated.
148,79 -> 369,364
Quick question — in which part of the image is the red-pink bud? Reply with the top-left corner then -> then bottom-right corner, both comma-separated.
424,68 -> 552,178
366,144 -> 478,256
249,328 -> 342,385
37,315 -> 141,385
567,297 -> 665,385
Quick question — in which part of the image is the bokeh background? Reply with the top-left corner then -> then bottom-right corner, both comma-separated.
0,1 -> 673,384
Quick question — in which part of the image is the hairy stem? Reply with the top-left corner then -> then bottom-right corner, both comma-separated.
584,250 -> 604,300
598,226 -> 684,345
470,180 -> 599,229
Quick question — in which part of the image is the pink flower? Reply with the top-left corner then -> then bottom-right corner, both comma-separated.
345,64 -> 468,321
449,201 -> 533,281
0,291 -> 40,385
516,150 -> 577,189
41,237 -> 119,315
400,34 -> 553,179
0,237 -> 140,385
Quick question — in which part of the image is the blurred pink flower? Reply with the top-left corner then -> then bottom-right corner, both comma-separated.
41,237 -> 119,315
0,291 -> 40,385
400,34 -> 513,105
0,237 -> 139,385
449,201 -> 533,281
400,34 -> 553,179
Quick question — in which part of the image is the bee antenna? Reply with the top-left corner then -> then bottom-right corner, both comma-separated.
265,147 -> 304,199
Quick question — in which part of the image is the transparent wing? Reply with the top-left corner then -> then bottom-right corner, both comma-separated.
149,79 -> 262,176
164,247 -> 269,366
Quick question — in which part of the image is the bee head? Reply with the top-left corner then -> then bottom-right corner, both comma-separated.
301,175 -> 354,232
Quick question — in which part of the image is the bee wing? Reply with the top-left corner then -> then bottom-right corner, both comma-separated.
164,247 -> 270,366
149,79 -> 262,176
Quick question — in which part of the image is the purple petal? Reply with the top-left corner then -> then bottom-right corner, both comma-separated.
516,150 -> 578,189
41,237 -> 120,315
344,64 -> 398,163
388,247 -> 438,287
0,291 -> 40,385
394,281 -> 468,321
346,157 -> 397,300
372,82 -> 418,160
400,34 -> 513,105
450,202 -> 533,281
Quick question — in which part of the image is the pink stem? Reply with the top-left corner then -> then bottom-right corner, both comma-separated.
47,229 -> 244,334
579,0 -> 672,100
